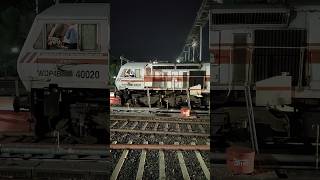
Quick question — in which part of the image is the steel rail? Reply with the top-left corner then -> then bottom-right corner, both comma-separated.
110,118 -> 209,125
110,129 -> 209,137
111,107 -> 209,114
110,144 -> 210,151
0,144 -> 107,156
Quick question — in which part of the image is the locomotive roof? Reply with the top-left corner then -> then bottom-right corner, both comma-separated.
121,62 -> 209,68
121,62 -> 148,68
37,3 -> 110,20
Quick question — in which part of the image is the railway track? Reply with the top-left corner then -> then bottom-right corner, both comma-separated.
110,141 -> 210,180
0,133 -> 108,161
110,115 -> 210,138
110,112 -> 211,179
0,143 -> 107,160
111,107 -> 209,116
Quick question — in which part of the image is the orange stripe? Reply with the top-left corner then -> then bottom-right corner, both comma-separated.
210,43 -> 254,47
121,80 -> 210,83
120,80 -> 144,82
35,58 -> 107,65
26,52 -> 37,63
210,49 -> 250,64
256,86 -> 291,91
144,75 -> 210,77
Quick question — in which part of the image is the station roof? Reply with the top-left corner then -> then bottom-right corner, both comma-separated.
37,3 -> 110,20
178,0 -> 220,60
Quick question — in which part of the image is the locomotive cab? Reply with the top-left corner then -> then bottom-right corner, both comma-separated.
16,4 -> 110,143
115,62 -> 146,90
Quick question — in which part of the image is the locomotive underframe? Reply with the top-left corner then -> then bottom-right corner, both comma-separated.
116,89 -> 210,109
29,86 -> 108,144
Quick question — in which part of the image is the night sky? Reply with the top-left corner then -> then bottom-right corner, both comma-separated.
2,0 -> 207,63
110,0 -> 204,61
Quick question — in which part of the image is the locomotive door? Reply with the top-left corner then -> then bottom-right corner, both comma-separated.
153,70 -> 161,88
163,72 -> 168,88
189,71 -> 205,88
172,71 -> 179,90
183,72 -> 187,89
144,66 -> 152,87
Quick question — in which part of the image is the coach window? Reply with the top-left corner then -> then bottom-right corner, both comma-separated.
80,24 -> 98,51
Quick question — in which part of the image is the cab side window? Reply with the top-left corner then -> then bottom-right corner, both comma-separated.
121,69 -> 128,77
121,69 -> 137,78
135,69 -> 141,78
46,24 -> 77,50
43,23 -> 98,51
81,24 -> 97,51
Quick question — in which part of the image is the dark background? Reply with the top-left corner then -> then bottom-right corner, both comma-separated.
0,0 -> 206,79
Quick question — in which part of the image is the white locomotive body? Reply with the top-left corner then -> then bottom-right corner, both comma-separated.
210,3 -> 320,142
115,62 -> 210,108
16,4 -> 110,143
210,4 -> 320,106
18,4 -> 109,90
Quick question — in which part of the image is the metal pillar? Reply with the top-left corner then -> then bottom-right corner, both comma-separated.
192,45 -> 195,62
186,88 -> 191,110
184,51 -> 187,62
188,46 -> 191,62
147,88 -> 151,111
199,26 -> 203,62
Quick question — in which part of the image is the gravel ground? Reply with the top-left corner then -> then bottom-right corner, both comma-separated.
165,151 -> 183,180
201,151 -> 210,169
110,150 -> 122,172
111,132 -> 209,145
124,121 -> 134,129
135,121 -> 144,129
191,124 -> 199,133
110,137 -> 210,179
112,120 -> 127,129
117,149 -> 139,180
145,122 -> 155,130
143,150 -> 159,180
184,150 -> 206,180
110,119 -> 210,179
